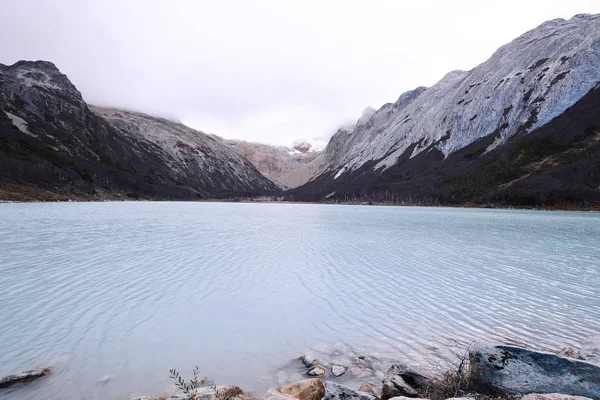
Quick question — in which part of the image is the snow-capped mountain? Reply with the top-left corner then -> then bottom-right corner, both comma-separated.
223,139 -> 322,189
292,14 -> 600,206
291,139 -> 327,155
0,61 -> 277,200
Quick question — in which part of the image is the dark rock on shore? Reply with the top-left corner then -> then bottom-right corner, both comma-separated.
470,345 -> 600,398
323,381 -> 377,400
0,367 -> 50,388
381,364 -> 430,400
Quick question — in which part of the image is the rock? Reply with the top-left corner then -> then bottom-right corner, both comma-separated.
131,397 -> 166,400
581,334 -> 600,364
447,397 -> 477,400
166,385 -> 244,400
215,385 -> 244,400
280,379 -> 326,400
557,347 -> 580,359
380,364 -> 430,400
348,357 -> 375,378
263,388 -> 298,400
522,394 -> 594,400
359,384 -> 377,396
389,397 -> 429,400
299,353 -> 318,368
381,375 -> 417,400
323,381 -> 377,400
0,367 -> 51,388
307,365 -> 327,377
331,365 -> 347,377
470,345 -> 600,398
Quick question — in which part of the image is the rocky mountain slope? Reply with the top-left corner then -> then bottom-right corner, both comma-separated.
222,139 -> 322,189
291,14 -> 600,208
0,61 -> 277,200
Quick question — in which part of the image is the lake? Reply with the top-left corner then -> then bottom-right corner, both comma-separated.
0,202 -> 599,400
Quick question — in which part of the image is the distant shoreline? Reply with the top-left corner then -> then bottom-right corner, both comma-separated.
1,195 -> 598,213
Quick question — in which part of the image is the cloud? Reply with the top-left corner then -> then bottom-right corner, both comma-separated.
1,0 -> 599,145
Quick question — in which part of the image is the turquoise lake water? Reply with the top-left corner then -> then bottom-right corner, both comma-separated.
0,202 -> 599,399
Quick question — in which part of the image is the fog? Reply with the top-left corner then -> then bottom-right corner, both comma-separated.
2,0 -> 599,145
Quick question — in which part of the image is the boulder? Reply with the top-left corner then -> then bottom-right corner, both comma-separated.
581,334 -> 600,364
131,397 -> 166,400
263,389 -> 299,400
359,384 -> 377,396
307,365 -> 327,377
323,382 -> 377,400
380,364 -> 430,400
0,368 -> 51,388
470,345 -> 600,398
279,378 -> 326,400
331,365 -> 347,377
299,353 -> 318,368
522,394 -> 593,400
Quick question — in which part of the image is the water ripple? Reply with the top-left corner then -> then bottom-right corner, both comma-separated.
0,203 -> 599,400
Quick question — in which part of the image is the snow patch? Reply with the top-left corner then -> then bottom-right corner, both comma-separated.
334,165 -> 348,179
484,136 -> 504,154
5,111 -> 35,137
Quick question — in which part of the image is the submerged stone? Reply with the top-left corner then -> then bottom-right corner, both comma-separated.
331,365 -> 347,377
306,365 -> 327,377
359,384 -> 377,396
299,353 -> 318,368
0,367 -> 50,388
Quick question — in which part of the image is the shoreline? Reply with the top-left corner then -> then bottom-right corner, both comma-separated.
0,193 -> 598,213
128,337 -> 600,400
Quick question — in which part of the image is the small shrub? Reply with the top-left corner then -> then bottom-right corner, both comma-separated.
423,342 -> 474,400
169,367 -> 243,400
169,366 -> 201,400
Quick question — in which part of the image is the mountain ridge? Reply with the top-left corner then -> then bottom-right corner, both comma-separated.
0,61 -> 278,200
290,13 -> 600,208
2,14 -> 600,206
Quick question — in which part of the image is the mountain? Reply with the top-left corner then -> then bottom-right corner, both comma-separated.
291,14 -> 600,208
0,61 -> 277,201
222,139 -> 322,189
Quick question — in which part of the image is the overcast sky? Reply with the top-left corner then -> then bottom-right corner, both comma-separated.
2,1 -> 600,145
